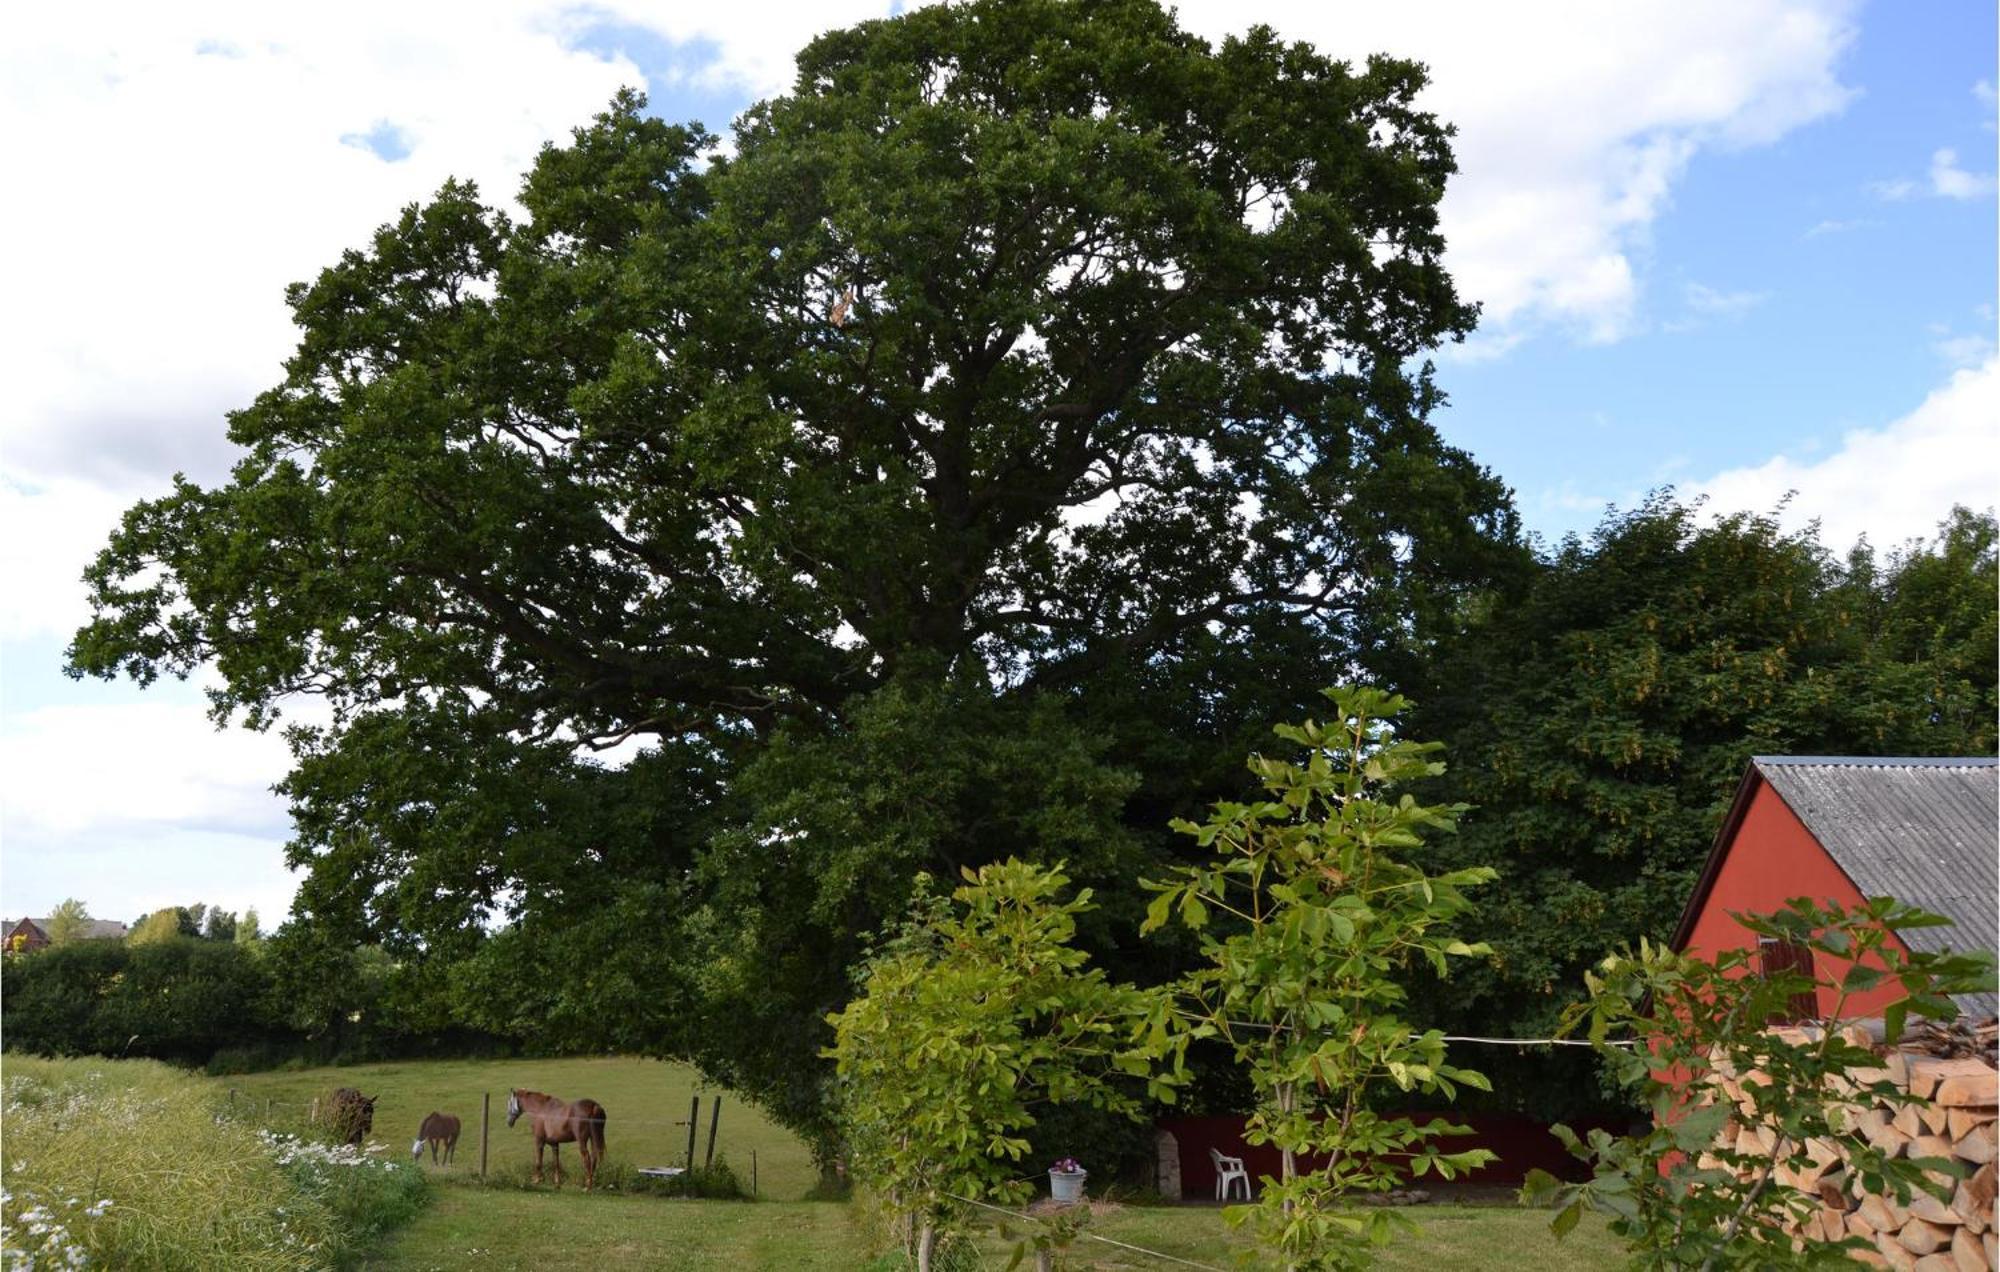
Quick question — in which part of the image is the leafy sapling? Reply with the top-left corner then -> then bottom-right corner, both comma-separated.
1144,685 -> 1499,1271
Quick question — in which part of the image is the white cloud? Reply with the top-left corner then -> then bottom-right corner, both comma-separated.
1932,321 -> 1998,370
2,2 -> 660,495
1871,146 -> 1998,202
1868,177 -> 1920,201
0,1 -> 1862,504
1928,147 -> 1997,199
0,697 -> 302,923
1694,356 -> 2000,552
1170,1 -> 1857,346
0,700 -> 291,839
0,475 -> 131,641
1684,281 -> 1771,317
617,2 -> 1861,347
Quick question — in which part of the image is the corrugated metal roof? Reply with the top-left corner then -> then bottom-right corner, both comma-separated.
1755,757 -> 1998,1018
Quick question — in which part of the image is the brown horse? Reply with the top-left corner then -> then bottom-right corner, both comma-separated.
506,1089 -> 607,1189
412,1112 -> 461,1165
328,1087 -> 377,1146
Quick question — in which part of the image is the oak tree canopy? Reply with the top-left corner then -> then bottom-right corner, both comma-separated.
69,0 -> 1519,1149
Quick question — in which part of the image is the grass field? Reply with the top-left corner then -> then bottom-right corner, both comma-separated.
221,1058 -> 1621,1269
220,1055 -> 820,1199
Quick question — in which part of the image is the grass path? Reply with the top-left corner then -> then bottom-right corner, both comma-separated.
220,1056 -> 819,1199
360,1189 -> 870,1270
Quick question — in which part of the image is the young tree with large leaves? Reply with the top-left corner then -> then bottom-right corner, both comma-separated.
68,0 -> 1518,1149
1147,686 -> 1497,1270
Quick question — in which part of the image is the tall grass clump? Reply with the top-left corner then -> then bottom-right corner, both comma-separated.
0,1055 -> 424,1269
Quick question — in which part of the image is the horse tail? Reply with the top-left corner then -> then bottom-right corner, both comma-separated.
588,1102 -> 607,1158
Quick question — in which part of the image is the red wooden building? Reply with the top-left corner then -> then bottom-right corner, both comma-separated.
1669,756 -> 1998,1022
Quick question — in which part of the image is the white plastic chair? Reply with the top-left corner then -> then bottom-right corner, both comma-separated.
1209,1147 -> 1250,1200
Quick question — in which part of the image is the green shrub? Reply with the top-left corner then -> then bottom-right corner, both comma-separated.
260,1130 -> 430,1246
206,1043 -> 291,1076
627,1157 -> 748,1200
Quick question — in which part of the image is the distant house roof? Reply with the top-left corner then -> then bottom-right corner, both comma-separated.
2,917 -> 130,941
1673,756 -> 1998,1017
67,919 -> 133,940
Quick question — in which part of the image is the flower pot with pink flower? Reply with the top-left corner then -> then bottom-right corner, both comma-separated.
1048,1157 -> 1087,1204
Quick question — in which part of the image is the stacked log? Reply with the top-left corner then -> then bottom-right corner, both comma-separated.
1703,1019 -> 1998,1271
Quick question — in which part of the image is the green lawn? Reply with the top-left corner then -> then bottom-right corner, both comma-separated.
363,1190 -> 869,1270
219,1055 -> 820,1199
360,1186 -> 1621,1270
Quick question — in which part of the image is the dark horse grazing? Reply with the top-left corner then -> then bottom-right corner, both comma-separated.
506,1089 -> 607,1189
329,1088 -> 377,1146
412,1112 -> 461,1165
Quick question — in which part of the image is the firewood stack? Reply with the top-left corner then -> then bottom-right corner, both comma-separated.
1698,1018 -> 1999,1271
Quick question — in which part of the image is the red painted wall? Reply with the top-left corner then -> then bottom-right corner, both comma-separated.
1157,1112 -> 1631,1196
1681,777 -> 1912,1018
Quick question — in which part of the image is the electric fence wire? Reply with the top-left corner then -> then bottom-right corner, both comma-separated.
943,1191 -> 1230,1272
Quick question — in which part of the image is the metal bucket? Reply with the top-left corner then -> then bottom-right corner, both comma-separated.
1049,1169 -> 1087,1204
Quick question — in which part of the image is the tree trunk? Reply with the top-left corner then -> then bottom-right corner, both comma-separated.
1278,1080 -> 1297,1215
916,1221 -> 937,1272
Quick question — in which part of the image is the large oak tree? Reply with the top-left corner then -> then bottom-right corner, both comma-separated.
70,0 -> 1520,1150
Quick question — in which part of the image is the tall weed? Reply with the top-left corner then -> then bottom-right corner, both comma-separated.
0,1056 -> 425,1269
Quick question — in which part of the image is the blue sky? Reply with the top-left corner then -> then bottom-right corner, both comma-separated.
1439,8 -> 1997,540
2,0 -> 1994,926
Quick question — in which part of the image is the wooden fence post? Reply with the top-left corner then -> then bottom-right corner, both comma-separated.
705,1096 -> 721,1169
685,1096 -> 700,1171
480,1092 -> 490,1178
751,1149 -> 757,1199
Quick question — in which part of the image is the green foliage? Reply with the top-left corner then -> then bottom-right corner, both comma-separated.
827,859 -> 1181,1265
624,1156 -> 750,1200
128,906 -> 184,945
2,937 -> 131,1055
65,0 -> 1521,1149
2,935 -> 274,1064
205,908 -> 240,942
1410,499 -> 1999,1115
1,924 -> 515,1071
1522,897 -> 1999,1270
42,898 -> 91,947
1144,685 -> 1497,1270
695,670 -> 1146,1157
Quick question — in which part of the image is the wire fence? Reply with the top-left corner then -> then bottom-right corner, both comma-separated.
229,1087 -> 772,1194
943,1192 -> 1228,1271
